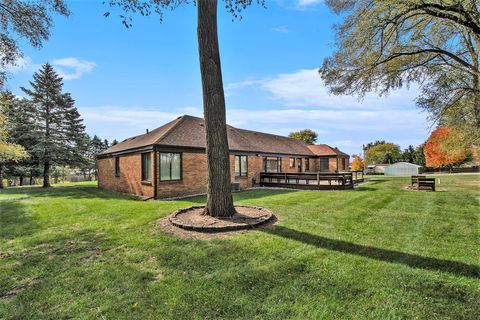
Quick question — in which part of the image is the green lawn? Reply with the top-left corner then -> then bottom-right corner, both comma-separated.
0,175 -> 479,319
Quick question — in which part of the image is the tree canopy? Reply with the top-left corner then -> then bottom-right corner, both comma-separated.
351,154 -> 364,171
424,127 -> 468,167
365,142 -> 402,164
321,0 -> 480,130
288,129 -> 318,145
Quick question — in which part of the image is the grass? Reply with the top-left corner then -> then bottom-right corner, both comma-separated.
0,175 -> 479,319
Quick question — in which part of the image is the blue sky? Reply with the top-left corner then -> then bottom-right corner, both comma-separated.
6,0 -> 430,156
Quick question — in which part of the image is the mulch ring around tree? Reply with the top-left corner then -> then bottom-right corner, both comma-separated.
157,205 -> 276,239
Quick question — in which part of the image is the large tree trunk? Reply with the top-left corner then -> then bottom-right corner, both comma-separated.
43,161 -> 51,188
197,0 -> 236,217
19,176 -> 24,186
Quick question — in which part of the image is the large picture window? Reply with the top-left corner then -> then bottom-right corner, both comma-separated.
160,153 -> 182,181
264,157 -> 281,173
141,152 -> 151,182
235,155 -> 248,177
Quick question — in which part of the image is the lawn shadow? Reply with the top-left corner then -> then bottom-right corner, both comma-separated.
0,184 -> 136,201
0,200 -> 39,240
262,226 -> 479,279
183,188 -> 299,205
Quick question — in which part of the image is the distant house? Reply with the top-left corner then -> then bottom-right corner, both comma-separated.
97,115 -> 350,198
384,162 -> 423,176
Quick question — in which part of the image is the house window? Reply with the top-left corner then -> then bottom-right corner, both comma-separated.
305,158 -> 309,171
160,153 -> 182,181
289,158 -> 295,168
320,158 -> 329,171
296,158 -> 302,172
115,157 -> 120,177
342,158 -> 348,171
141,152 -> 151,182
235,155 -> 248,177
264,157 -> 281,172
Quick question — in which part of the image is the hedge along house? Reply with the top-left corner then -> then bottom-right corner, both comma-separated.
97,115 -> 350,199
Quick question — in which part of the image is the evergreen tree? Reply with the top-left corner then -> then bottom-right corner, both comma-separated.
21,63 -> 68,187
90,135 -> 108,179
402,145 -> 416,163
0,92 -> 28,188
414,144 -> 426,167
60,93 -> 89,167
3,93 -> 39,181
111,139 -> 118,146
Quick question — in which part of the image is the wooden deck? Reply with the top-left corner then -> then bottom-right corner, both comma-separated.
259,171 -> 364,190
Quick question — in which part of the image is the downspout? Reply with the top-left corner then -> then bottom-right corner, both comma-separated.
153,145 -> 158,199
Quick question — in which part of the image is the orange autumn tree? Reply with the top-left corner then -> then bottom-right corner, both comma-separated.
351,154 -> 364,171
424,127 -> 468,168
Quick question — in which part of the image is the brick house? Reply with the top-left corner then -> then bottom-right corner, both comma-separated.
97,115 -> 350,199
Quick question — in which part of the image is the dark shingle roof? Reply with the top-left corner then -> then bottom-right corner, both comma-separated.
100,115 -> 316,156
307,144 -> 349,157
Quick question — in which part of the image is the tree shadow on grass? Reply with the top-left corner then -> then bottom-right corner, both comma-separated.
262,226 -> 479,279
0,184 -> 135,201
183,188 -> 299,205
0,200 -> 39,240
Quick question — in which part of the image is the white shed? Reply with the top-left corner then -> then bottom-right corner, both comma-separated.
384,162 -> 423,176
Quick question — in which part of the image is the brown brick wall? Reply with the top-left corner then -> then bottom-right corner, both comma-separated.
98,150 -> 350,198
98,152 -> 155,197
157,152 -> 208,198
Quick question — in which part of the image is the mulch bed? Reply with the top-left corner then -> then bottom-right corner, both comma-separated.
157,205 -> 276,239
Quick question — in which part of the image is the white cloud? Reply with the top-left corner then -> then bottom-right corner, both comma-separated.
6,56 -> 38,73
227,68 -> 419,110
272,25 -> 290,33
297,0 -> 323,7
51,57 -> 96,80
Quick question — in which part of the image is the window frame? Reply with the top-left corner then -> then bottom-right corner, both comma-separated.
263,157 -> 281,173
305,158 -> 310,172
141,152 -> 152,182
234,155 -> 248,177
289,157 -> 295,168
320,157 -> 329,172
296,158 -> 302,172
159,152 -> 183,182
115,156 -> 120,177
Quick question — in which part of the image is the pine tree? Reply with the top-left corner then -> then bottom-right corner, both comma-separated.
60,93 -> 88,167
3,93 -> 39,182
90,135 -> 107,179
21,63 -> 68,187
0,92 -> 28,188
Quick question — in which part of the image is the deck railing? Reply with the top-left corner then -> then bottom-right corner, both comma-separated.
340,170 -> 364,183
259,171 -> 358,190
